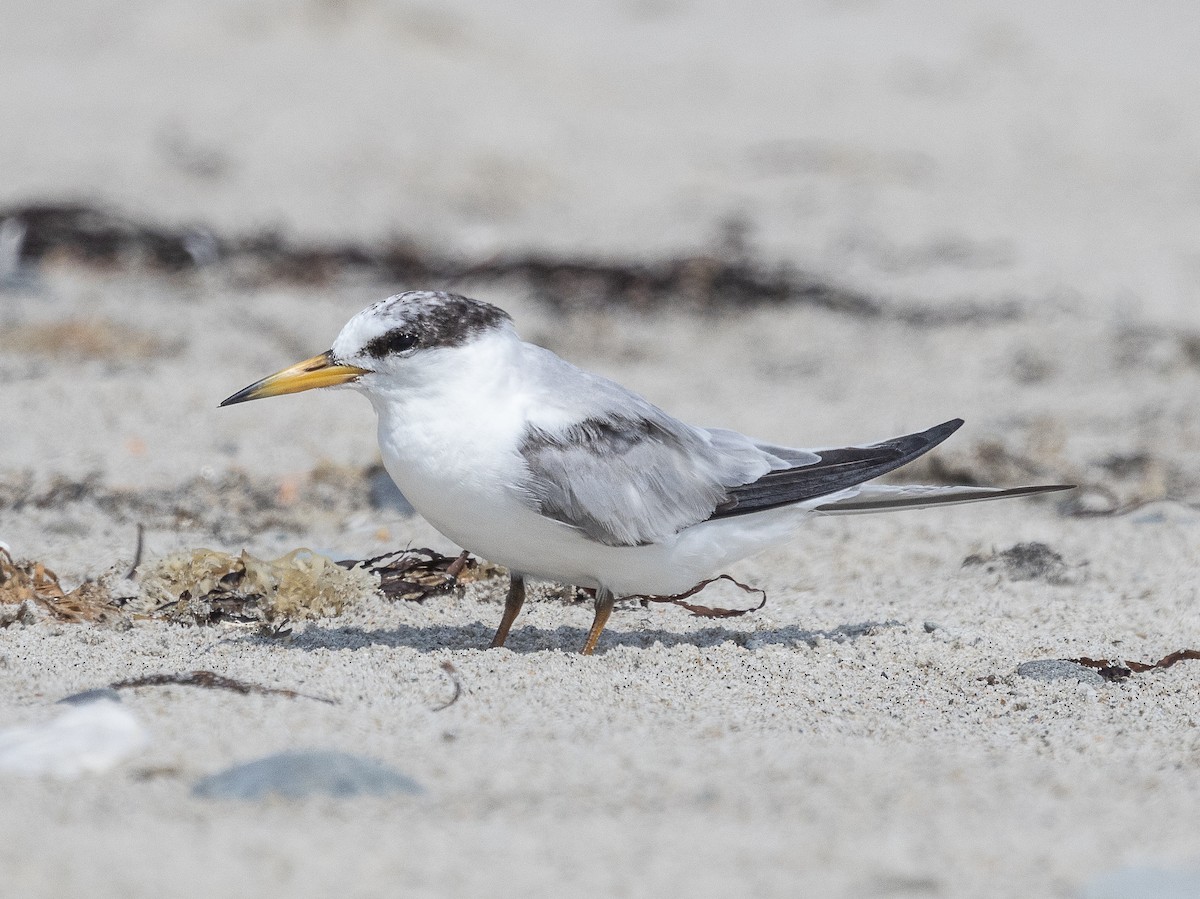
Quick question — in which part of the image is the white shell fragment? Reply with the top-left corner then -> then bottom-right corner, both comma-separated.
0,699 -> 149,778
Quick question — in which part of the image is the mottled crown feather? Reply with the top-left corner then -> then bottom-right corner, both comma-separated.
347,291 -> 514,359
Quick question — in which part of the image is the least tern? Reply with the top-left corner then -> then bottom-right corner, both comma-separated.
222,291 -> 1070,653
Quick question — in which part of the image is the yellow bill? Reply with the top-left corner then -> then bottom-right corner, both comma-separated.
219,351 -> 369,407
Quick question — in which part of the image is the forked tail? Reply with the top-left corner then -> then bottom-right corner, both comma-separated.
708,418 -> 1072,519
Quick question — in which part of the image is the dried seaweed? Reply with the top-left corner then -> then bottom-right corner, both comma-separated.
0,201 -> 1020,321
338,548 -> 501,602
137,548 -> 377,624
109,670 -> 334,703
0,547 -> 120,623
1069,650 -> 1200,681
628,574 -> 767,619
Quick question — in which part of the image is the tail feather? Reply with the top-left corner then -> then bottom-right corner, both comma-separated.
815,483 -> 1073,515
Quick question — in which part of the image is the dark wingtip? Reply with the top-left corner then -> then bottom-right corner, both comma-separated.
932,417 -> 965,439
898,418 -> 964,457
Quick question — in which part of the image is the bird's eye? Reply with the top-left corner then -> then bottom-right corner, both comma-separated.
364,329 -> 420,358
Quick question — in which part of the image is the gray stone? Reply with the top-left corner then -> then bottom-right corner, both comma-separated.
192,750 -> 423,800
57,688 -> 123,705
1080,865 -> 1200,899
1016,659 -> 1105,686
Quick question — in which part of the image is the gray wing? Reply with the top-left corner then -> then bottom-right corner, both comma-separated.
516,347 -> 781,547
519,410 -> 773,547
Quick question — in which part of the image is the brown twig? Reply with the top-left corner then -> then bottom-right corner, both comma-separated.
627,574 -> 767,618
431,661 -> 462,711
1070,649 -> 1200,681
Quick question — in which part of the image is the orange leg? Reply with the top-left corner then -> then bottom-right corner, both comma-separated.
489,574 -> 526,648
581,587 -> 616,655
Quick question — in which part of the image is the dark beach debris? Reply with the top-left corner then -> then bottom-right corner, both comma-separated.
2,203 -> 205,270
109,670 -> 335,704
458,252 -> 885,317
431,661 -> 462,712
1068,649 -> 1200,682
257,621 -> 294,640
338,548 -> 502,602
192,750 -> 422,800
961,542 -> 1080,585
1015,659 -> 1105,686
628,574 -> 767,619
0,201 -> 1022,321
0,547 -> 120,624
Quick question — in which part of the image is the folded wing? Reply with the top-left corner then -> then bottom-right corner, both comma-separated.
517,401 -> 1015,547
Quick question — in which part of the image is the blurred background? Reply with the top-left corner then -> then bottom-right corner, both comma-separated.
2,0 -> 1199,574
3,0 -> 1198,320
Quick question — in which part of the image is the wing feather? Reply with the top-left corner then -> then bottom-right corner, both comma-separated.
709,419 -> 964,519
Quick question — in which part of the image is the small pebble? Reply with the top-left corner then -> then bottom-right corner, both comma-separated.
58,688 -> 122,706
192,749 -> 423,800
1016,659 -> 1105,686
1080,864 -> 1200,899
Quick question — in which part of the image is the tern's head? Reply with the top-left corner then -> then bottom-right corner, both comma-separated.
219,291 -> 514,407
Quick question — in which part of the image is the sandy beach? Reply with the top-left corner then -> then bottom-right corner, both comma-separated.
3,3 -> 1200,897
